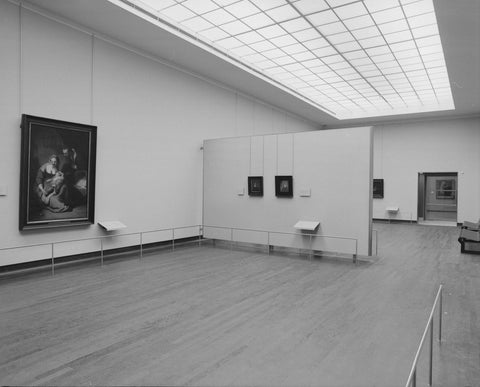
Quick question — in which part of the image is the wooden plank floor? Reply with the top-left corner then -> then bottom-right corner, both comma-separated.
0,223 -> 479,386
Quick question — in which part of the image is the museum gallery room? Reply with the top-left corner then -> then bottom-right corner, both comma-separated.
1,0 -> 480,386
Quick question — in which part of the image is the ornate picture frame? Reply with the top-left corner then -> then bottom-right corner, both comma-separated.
19,114 -> 97,230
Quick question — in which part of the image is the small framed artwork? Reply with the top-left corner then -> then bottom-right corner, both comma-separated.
373,179 -> 384,199
275,175 -> 293,197
248,176 -> 263,197
19,114 -> 97,230
436,179 -> 456,199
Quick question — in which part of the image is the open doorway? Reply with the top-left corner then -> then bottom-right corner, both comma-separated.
418,173 -> 457,224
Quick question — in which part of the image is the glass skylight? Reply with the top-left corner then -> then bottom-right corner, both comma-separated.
113,0 -> 454,119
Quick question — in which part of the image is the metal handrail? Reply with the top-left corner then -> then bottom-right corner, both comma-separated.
405,284 -> 443,387
0,224 -> 359,273
203,225 -> 358,262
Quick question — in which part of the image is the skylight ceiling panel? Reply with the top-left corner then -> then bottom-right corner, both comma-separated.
378,19 -> 409,35
351,26 -> 381,41
271,34 -> 298,47
364,0 -> 401,13
230,44 -> 256,57
266,5 -> 300,22
250,39 -> 277,52
366,45 -> 391,56
403,0 -> 435,18
394,48 -> 418,59
307,10 -> 339,26
334,2 -> 368,20
282,43 -> 307,54
217,36 -> 243,49
398,55 -> 422,67
183,0 -> 219,15
203,8 -> 236,24
280,17 -> 312,33
327,0 -> 362,7
242,13 -> 275,29
349,56 -> 373,66
371,52 -> 396,63
303,58 -> 325,68
220,20 -> 251,35
303,37 -> 329,50
258,25 -> 287,39
336,40 -> 362,53
200,27 -> 229,41
321,54 -> 344,64
292,28 -> 321,42
182,16 -> 214,32
294,0 -> 329,15
408,12 -> 437,28
317,22 -> 348,36
237,30 -> 265,44
250,0 -> 288,11
359,36 -> 387,49
292,51 -> 316,61
390,40 -> 416,53
424,60 -> 446,70
416,35 -> 441,48
161,4 -> 195,22
418,44 -> 442,56
329,60 -> 353,70
412,24 -> 439,39
273,55 -> 296,65
243,52 -> 268,63
224,1 -> 260,18
312,45 -> 337,57
371,7 -> 405,25
328,31 -> 355,45
336,67 -> 358,76
343,14 -> 375,30
384,30 -> 414,44
343,50 -> 367,60
212,0 -> 239,5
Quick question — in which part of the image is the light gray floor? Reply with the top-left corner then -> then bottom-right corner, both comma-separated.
0,222 -> 478,386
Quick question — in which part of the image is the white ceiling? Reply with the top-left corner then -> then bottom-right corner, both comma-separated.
23,0 -> 480,127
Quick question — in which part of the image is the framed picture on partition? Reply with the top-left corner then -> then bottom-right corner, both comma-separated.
275,175 -> 293,197
248,176 -> 263,197
436,179 -> 456,200
373,179 -> 384,199
19,114 -> 97,230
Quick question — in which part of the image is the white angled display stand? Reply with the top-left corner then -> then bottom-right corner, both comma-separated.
294,221 -> 320,231
98,220 -> 127,231
386,206 -> 399,213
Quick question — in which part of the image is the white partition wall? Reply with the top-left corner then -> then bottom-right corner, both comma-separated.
203,127 -> 373,256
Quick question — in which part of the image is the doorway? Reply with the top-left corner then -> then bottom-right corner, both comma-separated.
418,173 -> 458,223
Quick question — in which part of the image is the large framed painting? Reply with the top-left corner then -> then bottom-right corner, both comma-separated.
19,114 -> 97,230
436,179 -> 456,200
275,175 -> 293,197
248,176 -> 263,197
373,179 -> 384,199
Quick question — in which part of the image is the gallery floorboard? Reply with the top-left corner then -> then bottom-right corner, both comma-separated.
0,223 -> 479,386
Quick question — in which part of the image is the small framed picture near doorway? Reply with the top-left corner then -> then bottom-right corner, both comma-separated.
373,179 -> 384,198
275,175 -> 293,197
248,176 -> 263,197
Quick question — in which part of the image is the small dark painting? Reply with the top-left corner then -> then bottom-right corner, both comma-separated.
248,176 -> 263,197
373,179 -> 384,199
275,175 -> 293,197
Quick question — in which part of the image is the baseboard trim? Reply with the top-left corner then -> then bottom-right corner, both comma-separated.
373,218 -> 417,224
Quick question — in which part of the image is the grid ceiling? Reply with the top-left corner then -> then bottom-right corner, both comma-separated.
117,0 -> 454,120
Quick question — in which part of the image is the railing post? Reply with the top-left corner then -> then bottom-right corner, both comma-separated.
429,319 -> 434,386
354,239 -> 358,264
140,232 -> 143,259
309,234 -> 313,259
267,232 -> 270,255
198,225 -> 202,247
101,238 -> 104,267
230,228 -> 233,250
51,243 -> 55,276
439,287 -> 443,342
172,228 -> 175,251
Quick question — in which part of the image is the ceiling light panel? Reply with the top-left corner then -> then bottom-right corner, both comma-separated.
116,0 -> 454,119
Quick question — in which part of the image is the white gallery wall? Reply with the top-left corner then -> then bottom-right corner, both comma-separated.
373,117 -> 480,222
203,127 -> 373,256
0,1 -> 317,266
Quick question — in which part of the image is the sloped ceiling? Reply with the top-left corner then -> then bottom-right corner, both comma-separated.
21,0 -> 480,127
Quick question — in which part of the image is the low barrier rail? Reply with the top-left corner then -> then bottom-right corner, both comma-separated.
0,224 -> 360,274
405,284 -> 443,387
